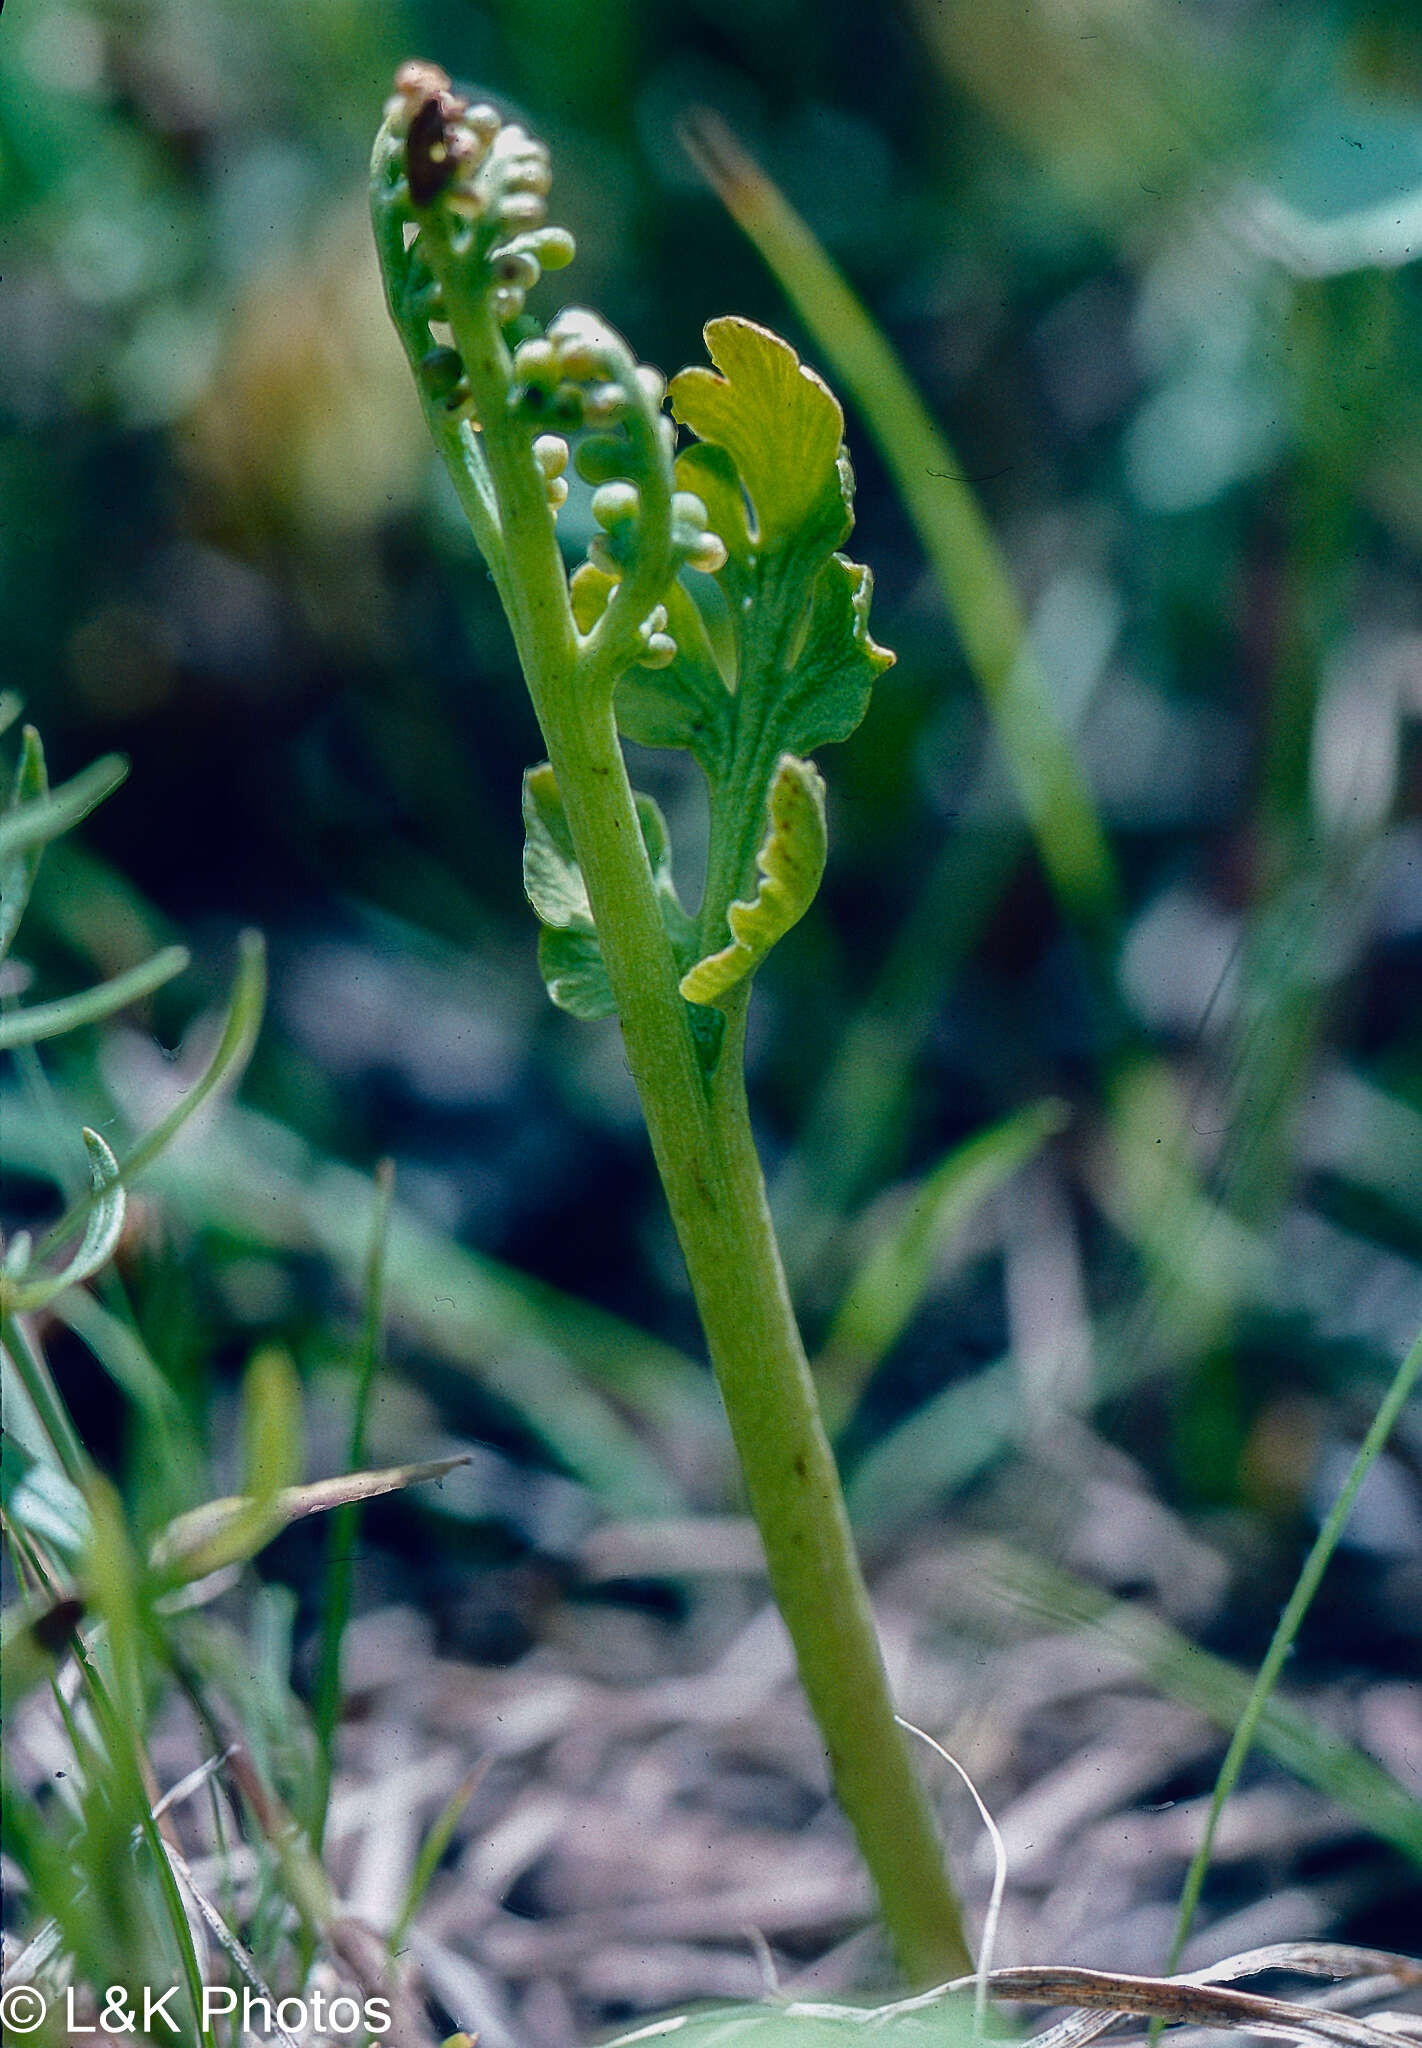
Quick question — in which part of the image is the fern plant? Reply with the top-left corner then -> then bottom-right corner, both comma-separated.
370,62 -> 972,1984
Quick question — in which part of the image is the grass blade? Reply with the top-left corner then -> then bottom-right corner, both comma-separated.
113,929 -> 267,1182
1165,1317 -> 1422,1968
0,945 -> 189,1052
149,1108 -> 710,1509
817,1098 -> 1068,1433
1,1310 -> 89,1484
4,1087 -> 708,1512
33,930 -> 266,1264
776,825 -> 1027,1278
150,1453 -> 470,1582
79,1480 -> 216,2044
53,1289 -> 190,1433
390,1763 -> 485,1956
846,1355 -> 1019,1548
0,752 -> 127,865
0,724 -> 49,963
974,1539 -> 1422,1867
311,1158 -> 395,1851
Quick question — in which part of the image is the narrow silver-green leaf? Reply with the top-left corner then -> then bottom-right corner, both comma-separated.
1,1090 -> 706,1512
33,930 -> 266,1264
0,1306 -> 89,1483
0,1436 -> 91,1561
0,945 -> 188,1052
0,725 -> 48,963
846,1357 -> 1017,1547
0,752 -> 127,865
0,1129 -> 125,1315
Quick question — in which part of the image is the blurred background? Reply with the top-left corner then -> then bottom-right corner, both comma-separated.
6,0 -> 1422,2026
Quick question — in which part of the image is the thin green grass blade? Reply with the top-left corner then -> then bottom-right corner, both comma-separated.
390,1765 -> 483,1956
54,1289 -> 190,1434
777,825 -> 1026,1279
780,565 -> 1118,1272
33,930 -> 266,1263
0,724 -> 49,963
0,1763 -> 113,1997
241,1345 -> 305,1503
0,1455 -> 87,1706
817,1099 -> 1068,1433
1,1311 -> 89,1484
113,929 -> 266,1184
33,834 -> 182,969
682,114 -> 1119,936
1,1435 -> 90,1562
311,1158 -> 395,1852
150,1454 -> 471,1582
0,944 -> 189,1052
976,1539 -> 1422,1866
1165,1318 -> 1422,1969
79,1482 -> 216,2045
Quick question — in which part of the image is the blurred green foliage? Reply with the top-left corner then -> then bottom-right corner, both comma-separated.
6,0 -> 1422,1628
4,0 -> 1422,1517
6,0 -> 1422,1998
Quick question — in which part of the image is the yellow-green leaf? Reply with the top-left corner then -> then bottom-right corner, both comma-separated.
681,755 -> 827,1007
241,1345 -> 304,1504
643,322 -> 888,1018
669,317 -> 848,554
570,560 -> 618,634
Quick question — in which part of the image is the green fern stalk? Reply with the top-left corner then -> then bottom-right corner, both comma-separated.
370,63 -> 972,1983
